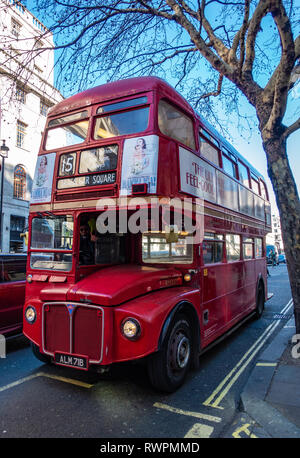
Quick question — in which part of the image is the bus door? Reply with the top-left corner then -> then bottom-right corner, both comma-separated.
201,234 -> 227,341
224,234 -> 244,323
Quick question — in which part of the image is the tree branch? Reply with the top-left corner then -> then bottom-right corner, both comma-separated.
262,0 -> 295,135
198,1 -> 232,63
243,0 -> 269,74
198,73 -> 224,99
238,0 -> 250,72
178,0 -> 199,20
282,117 -> 300,141
165,0 -> 234,78
149,46 -> 196,66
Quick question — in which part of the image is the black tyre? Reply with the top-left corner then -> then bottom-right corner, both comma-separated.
255,284 -> 265,318
31,342 -> 51,364
147,314 -> 192,392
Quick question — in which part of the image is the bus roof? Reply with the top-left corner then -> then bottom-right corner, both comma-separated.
49,76 -> 264,180
48,76 -> 193,117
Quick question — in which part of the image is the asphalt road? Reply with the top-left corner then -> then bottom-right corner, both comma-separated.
0,263 -> 293,441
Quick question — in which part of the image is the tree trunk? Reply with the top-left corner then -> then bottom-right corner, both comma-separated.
262,135 -> 300,333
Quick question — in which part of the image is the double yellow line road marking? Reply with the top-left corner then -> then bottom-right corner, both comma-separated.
0,372 -> 93,393
153,402 -> 221,438
154,299 -> 293,437
203,298 -> 293,409
0,298 -> 293,440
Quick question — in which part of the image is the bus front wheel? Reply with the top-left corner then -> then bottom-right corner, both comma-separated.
147,314 -> 192,392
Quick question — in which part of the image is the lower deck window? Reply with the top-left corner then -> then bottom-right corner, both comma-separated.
243,238 -> 254,259
203,241 -> 223,264
255,238 -> 263,258
142,233 -> 193,264
226,234 -> 241,261
202,232 -> 224,264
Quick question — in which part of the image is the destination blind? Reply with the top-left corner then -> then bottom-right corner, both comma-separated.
57,171 -> 116,189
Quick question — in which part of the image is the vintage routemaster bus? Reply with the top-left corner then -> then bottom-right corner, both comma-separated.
23,77 -> 271,392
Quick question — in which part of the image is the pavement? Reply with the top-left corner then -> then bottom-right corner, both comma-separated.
240,314 -> 300,438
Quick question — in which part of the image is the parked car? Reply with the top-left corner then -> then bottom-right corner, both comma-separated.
0,254 -> 27,336
266,245 -> 279,265
278,252 -> 286,263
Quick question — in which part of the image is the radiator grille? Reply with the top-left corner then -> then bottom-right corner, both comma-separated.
43,302 -> 103,363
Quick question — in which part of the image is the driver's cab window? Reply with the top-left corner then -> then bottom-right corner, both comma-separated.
79,217 -> 126,265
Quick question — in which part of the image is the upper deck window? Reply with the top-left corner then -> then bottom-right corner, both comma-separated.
158,100 -> 195,149
222,151 -> 237,179
251,173 -> 260,195
45,111 -> 89,150
238,161 -> 250,187
199,129 -> 219,165
48,111 -> 88,127
200,128 -> 219,147
94,106 -> 149,140
260,180 -> 269,201
98,96 -> 148,113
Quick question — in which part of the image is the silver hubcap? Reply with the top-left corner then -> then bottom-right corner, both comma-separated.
176,336 -> 190,369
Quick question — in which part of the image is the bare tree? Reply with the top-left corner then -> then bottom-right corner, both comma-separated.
19,0 -> 300,330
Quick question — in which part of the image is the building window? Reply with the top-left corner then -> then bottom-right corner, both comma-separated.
14,165 -> 26,200
40,100 -> 49,116
10,215 -> 26,254
16,86 -> 26,104
16,121 -> 27,148
11,18 -> 21,38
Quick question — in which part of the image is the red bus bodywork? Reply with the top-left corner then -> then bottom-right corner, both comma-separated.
24,77 -> 271,391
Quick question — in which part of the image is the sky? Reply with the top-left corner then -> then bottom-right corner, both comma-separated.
24,0 -> 299,216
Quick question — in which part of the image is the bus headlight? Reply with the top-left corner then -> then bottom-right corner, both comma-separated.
121,318 -> 141,340
25,306 -> 37,324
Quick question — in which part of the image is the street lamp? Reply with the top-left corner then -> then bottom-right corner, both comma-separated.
0,140 -> 9,252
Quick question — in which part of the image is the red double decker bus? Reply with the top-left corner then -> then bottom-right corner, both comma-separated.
24,77 -> 271,392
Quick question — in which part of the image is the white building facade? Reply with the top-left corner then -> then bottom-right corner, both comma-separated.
0,0 -> 62,252
266,212 -> 284,252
